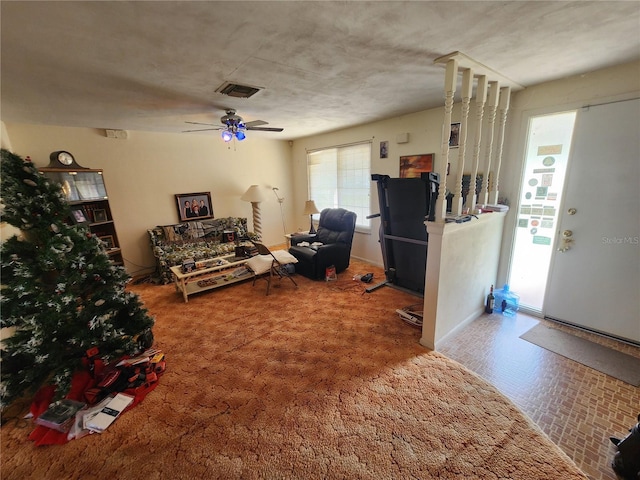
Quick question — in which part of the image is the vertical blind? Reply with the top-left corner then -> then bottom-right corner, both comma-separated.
307,142 -> 371,229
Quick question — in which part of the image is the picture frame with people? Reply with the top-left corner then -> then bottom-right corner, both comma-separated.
70,207 -> 89,224
175,192 -> 214,222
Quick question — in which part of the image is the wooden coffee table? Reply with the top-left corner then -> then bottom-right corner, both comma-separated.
170,254 -> 253,302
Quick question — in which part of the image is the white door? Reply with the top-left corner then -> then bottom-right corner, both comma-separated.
545,98 -> 640,343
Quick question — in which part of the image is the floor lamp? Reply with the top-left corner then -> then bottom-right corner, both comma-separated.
272,188 -> 287,235
303,200 -> 320,234
241,185 -> 267,238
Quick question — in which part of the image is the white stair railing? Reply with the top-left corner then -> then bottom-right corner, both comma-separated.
434,57 -> 458,222
433,52 -> 521,221
480,81 -> 500,206
489,87 -> 511,205
451,68 -> 474,216
465,75 -> 488,214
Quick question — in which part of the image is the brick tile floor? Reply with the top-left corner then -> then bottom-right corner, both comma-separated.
438,312 -> 639,480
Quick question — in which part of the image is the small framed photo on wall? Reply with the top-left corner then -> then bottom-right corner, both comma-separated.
379,141 -> 389,159
449,123 -> 460,148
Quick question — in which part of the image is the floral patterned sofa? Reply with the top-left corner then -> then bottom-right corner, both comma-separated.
148,217 -> 256,284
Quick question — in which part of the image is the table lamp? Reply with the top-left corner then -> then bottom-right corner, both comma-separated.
303,200 -> 320,234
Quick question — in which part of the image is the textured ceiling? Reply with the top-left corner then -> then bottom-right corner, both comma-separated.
1,1 -> 639,140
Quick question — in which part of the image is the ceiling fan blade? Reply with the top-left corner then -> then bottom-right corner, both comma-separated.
245,120 -> 268,128
182,127 -> 224,133
184,121 -> 221,126
246,126 -> 284,132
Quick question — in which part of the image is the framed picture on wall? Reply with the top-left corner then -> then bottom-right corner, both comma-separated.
449,123 -> 461,148
379,141 -> 389,159
399,154 -> 434,178
175,192 -> 214,222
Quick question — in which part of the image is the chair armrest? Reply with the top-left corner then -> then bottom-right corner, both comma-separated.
315,242 -> 347,254
314,243 -> 350,263
290,233 -> 317,245
289,245 -> 317,262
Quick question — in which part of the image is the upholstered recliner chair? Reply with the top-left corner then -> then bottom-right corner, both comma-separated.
288,208 -> 357,280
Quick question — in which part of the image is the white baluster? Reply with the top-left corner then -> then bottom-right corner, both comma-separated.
435,58 -> 458,222
465,75 -> 488,211
480,82 -> 500,206
489,87 -> 511,205
452,68 -> 473,216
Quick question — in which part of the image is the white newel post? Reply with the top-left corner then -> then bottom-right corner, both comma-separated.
489,87 -> 511,205
480,81 -> 499,206
452,68 -> 474,216
435,58 -> 458,222
465,75 -> 488,211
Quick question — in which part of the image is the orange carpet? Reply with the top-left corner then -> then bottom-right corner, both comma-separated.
0,259 -> 587,479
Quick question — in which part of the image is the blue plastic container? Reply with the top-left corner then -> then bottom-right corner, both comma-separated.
493,285 -> 519,317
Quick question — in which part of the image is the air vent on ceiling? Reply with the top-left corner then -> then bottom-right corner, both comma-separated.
215,82 -> 261,98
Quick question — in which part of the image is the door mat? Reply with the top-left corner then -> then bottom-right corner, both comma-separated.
520,323 -> 640,386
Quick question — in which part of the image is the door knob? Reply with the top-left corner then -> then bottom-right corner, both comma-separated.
567,208 -> 577,215
558,229 -> 574,252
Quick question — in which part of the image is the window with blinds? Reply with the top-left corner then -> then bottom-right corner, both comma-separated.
307,142 -> 371,230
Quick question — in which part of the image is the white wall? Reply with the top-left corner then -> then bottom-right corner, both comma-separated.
3,125 -> 293,276
422,213 -> 506,349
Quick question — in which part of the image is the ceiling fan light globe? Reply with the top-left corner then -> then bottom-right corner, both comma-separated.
235,131 -> 246,141
221,130 -> 233,142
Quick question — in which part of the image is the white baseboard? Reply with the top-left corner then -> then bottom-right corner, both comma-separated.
351,254 -> 383,269
433,307 -> 485,351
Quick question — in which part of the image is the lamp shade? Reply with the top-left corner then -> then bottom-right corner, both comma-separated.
303,200 -> 320,215
221,130 -> 233,142
241,185 -> 267,203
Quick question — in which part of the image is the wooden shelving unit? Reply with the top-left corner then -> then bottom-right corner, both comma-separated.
39,168 -> 124,266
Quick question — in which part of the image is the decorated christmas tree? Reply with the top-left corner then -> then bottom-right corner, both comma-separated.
0,149 -> 154,411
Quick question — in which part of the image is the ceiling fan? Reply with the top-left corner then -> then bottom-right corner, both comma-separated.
183,109 -> 284,142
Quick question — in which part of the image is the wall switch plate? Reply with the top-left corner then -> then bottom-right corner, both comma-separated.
396,132 -> 409,144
